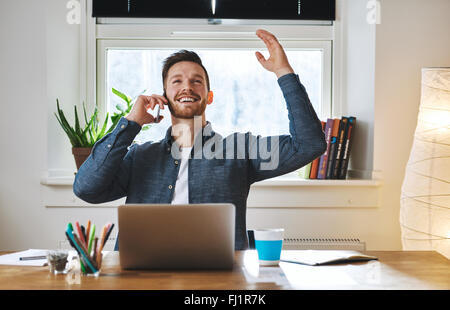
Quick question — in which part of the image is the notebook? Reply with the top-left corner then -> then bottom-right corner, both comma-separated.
280,250 -> 378,266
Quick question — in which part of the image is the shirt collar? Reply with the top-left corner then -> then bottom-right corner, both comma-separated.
163,121 -> 216,147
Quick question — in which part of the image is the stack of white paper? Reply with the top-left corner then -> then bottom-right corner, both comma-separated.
0,249 -> 49,266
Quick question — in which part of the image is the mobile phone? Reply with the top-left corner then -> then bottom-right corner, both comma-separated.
154,92 -> 169,123
155,105 -> 161,123
154,92 -> 170,123
146,93 -> 165,123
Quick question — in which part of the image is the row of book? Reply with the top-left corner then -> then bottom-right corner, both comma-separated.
298,116 -> 356,179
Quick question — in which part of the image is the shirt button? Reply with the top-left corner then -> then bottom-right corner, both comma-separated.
174,160 -> 179,165
168,185 -> 173,190
121,124 -> 125,129
107,144 -> 111,148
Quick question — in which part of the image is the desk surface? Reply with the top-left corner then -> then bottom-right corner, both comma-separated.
0,250 -> 449,290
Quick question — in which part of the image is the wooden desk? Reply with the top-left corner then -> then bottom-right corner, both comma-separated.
0,250 -> 449,290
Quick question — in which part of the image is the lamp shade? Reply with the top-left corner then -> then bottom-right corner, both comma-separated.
400,68 -> 450,259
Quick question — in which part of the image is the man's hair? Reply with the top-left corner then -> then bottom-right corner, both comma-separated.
162,50 -> 210,92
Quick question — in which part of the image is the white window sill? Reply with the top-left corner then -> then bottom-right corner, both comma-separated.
40,171 -> 382,208
40,171 -> 381,187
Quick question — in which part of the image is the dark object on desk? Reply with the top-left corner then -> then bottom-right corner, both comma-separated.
247,230 -> 255,249
19,255 -> 47,261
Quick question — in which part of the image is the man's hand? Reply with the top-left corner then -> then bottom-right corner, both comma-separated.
125,94 -> 166,127
255,29 -> 294,78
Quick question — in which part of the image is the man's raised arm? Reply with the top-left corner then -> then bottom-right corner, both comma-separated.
248,29 -> 326,183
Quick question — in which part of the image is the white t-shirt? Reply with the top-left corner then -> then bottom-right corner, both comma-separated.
171,147 -> 192,205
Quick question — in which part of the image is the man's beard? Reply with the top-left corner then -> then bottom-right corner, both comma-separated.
167,97 -> 207,119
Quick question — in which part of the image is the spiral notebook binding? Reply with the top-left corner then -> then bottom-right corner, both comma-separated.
282,237 -> 366,251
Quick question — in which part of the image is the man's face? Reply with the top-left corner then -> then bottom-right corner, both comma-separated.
164,61 -> 210,119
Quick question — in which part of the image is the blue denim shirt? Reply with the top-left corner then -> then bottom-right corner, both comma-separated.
73,73 -> 326,250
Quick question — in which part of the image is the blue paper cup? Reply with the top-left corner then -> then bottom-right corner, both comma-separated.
254,229 -> 284,266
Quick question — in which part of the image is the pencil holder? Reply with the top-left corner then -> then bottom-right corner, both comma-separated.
79,253 -> 102,277
65,220 -> 114,278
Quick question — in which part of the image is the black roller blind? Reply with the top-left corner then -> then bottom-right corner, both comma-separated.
92,0 -> 335,21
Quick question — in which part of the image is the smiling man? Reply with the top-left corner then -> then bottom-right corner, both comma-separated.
73,29 -> 326,250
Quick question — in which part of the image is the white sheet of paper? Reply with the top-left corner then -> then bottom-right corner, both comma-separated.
0,249 -> 49,266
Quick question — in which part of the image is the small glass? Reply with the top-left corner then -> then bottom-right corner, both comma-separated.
80,253 -> 102,277
47,250 -> 69,274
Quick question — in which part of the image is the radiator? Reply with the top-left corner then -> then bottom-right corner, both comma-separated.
282,238 -> 366,251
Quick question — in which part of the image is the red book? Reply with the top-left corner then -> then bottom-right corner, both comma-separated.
309,121 -> 326,179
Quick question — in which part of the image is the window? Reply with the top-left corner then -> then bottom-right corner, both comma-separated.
43,4 -> 380,204
97,24 -> 332,142
105,47 -> 325,143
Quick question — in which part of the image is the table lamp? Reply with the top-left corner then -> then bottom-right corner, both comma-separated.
400,67 -> 450,259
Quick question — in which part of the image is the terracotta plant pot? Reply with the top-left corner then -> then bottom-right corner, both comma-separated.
72,147 -> 92,170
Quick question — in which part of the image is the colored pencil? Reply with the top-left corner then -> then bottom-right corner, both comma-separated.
81,225 -> 86,246
65,231 -> 86,273
85,220 -> 91,248
93,237 -> 98,262
88,224 -> 96,255
96,225 -> 107,267
66,228 -> 98,273
103,223 -> 115,247
75,221 -> 87,247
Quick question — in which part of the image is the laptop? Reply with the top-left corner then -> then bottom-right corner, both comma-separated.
118,203 -> 235,270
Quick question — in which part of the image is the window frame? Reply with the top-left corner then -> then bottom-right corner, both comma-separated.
85,5 -> 338,118
97,38 -> 332,124
42,1 -> 382,208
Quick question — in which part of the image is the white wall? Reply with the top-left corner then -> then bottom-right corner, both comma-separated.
45,0 -> 81,171
0,0 -> 449,251
339,0 -> 376,179
374,0 -> 450,249
0,1 -> 48,249
0,0 -> 116,250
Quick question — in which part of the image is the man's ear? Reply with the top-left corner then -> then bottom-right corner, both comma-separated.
207,91 -> 214,104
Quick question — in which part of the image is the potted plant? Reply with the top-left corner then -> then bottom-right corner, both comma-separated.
110,87 -> 151,132
55,88 -> 149,170
54,100 -> 112,170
